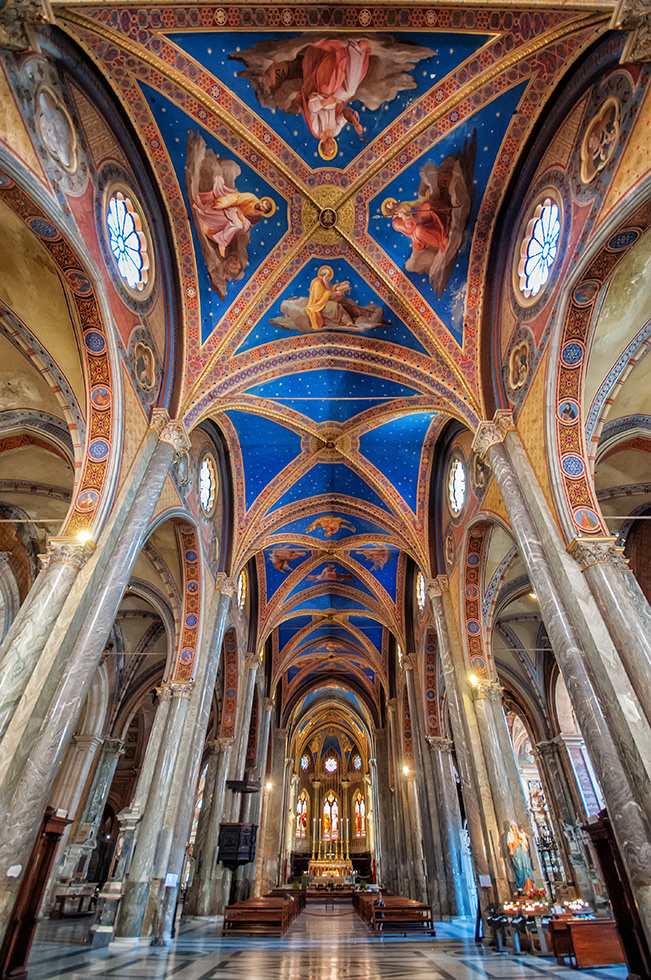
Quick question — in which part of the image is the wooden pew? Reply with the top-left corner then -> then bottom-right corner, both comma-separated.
354,891 -> 435,936
221,897 -> 293,936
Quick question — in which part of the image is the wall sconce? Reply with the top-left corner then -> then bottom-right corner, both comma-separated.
402,765 -> 410,777
77,530 -> 92,544
265,781 -> 273,792
468,673 -> 480,688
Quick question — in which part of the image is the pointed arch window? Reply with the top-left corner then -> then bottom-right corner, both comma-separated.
296,790 -> 309,839
323,790 -> 339,840
354,792 -> 366,839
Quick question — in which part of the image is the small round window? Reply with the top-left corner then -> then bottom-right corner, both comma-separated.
352,754 -> 362,771
199,454 -> 217,517
448,458 -> 466,516
517,195 -> 562,303
300,755 -> 309,770
325,757 -> 338,773
416,572 -> 426,612
104,186 -> 153,299
237,569 -> 247,612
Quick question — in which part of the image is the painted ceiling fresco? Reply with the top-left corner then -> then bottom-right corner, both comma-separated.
61,2 -> 606,717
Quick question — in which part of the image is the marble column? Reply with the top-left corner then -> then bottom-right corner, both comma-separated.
569,537 -> 651,729
311,777 -> 321,848
428,577 -> 510,904
61,737 -> 124,881
235,696 -> 273,900
474,412 -> 651,943
138,578 -> 237,940
470,679 -> 537,889
278,756 -> 294,882
386,700 -> 409,889
115,682 -> 195,938
373,729 -> 397,891
183,740 -> 221,916
0,538 -> 94,739
427,736 -> 473,916
403,654 -> 446,913
187,737 -> 234,917
259,727 -> 288,893
0,418 -> 189,946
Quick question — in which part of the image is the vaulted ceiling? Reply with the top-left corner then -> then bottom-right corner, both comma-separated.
59,0 -> 611,717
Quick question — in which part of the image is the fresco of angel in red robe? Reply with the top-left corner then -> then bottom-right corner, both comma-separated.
185,130 -> 276,300
381,131 -> 477,298
306,516 -> 356,537
231,34 -> 434,160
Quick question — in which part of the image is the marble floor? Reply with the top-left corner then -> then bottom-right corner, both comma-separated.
26,904 -> 629,980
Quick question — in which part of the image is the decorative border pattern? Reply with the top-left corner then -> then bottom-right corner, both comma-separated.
170,522 -> 202,680
219,626 -> 239,737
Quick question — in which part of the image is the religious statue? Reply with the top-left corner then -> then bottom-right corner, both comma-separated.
382,131 -> 476,298
270,266 -> 391,334
231,33 -> 434,159
507,822 -> 535,892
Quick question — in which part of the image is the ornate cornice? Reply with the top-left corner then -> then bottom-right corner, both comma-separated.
611,0 -> 651,62
0,0 -> 53,52
568,536 -> 629,571
471,410 -> 515,461
39,536 -> 95,571
469,679 -> 504,703
426,736 -> 454,754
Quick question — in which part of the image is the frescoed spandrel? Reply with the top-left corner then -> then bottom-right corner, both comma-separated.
306,516 -> 356,537
268,545 -> 308,573
354,544 -> 391,571
231,34 -> 434,159
382,131 -> 477,298
306,564 -> 353,583
270,266 -> 391,334
185,131 -> 276,300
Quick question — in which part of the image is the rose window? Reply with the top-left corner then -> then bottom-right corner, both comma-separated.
106,191 -> 150,293
518,198 -> 561,300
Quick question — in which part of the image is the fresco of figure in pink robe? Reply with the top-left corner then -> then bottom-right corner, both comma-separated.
382,131 -> 477,298
185,130 -> 276,299
231,34 -> 433,159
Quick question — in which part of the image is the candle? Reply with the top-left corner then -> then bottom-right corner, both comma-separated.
346,818 -> 349,841
318,818 -> 322,840
313,817 -> 316,839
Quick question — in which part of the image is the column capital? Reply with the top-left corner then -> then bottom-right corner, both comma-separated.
372,727 -> 386,740
387,698 -> 398,713
471,410 -> 515,461
245,650 -> 261,671
535,738 -> 560,759
155,684 -> 173,703
610,0 -> 651,63
39,537 -> 95,571
426,736 -> 454,753
217,735 -> 236,750
262,697 -> 274,713
72,733 -> 103,753
426,575 -> 449,601
469,679 -> 503,703
341,778 -> 350,788
102,738 -> 125,757
311,778 -> 321,788
171,681 -> 195,700
402,652 -> 418,671
275,727 -> 288,739
0,0 -> 54,52
150,411 -> 191,457
568,536 -> 629,572
215,573 -> 237,598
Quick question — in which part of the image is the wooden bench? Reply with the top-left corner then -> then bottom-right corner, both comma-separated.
267,889 -> 306,913
549,918 -> 625,967
354,891 -> 435,936
221,897 -> 294,937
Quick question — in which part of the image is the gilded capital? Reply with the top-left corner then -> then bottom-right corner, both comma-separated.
469,679 -> 503,703
169,681 -> 195,701
155,684 -> 173,703
611,0 -> 651,62
568,537 -> 629,572
39,536 -> 95,571
472,410 -> 515,461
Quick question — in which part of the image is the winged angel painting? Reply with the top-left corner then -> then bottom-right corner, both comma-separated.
185,131 -> 276,299
230,34 -> 434,159
382,131 -> 477,297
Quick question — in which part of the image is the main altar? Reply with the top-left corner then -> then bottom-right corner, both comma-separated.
308,836 -> 353,882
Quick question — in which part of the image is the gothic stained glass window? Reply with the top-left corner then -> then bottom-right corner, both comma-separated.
323,790 -> 339,840
324,756 -> 337,773
518,198 -> 561,300
354,792 -> 366,839
416,572 -> 426,612
296,790 -> 308,839
352,754 -> 362,771
448,458 -> 466,515
105,191 -> 150,293
237,569 -> 247,611
300,754 -> 309,770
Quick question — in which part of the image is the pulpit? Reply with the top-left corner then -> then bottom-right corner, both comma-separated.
217,822 -> 257,869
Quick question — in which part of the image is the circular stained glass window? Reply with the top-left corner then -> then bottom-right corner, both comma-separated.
199,454 -> 217,517
324,757 -> 337,773
300,755 -> 309,770
416,572 -> 426,612
517,197 -> 561,301
237,569 -> 247,611
448,458 -> 466,516
353,755 -> 362,771
105,189 -> 152,297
